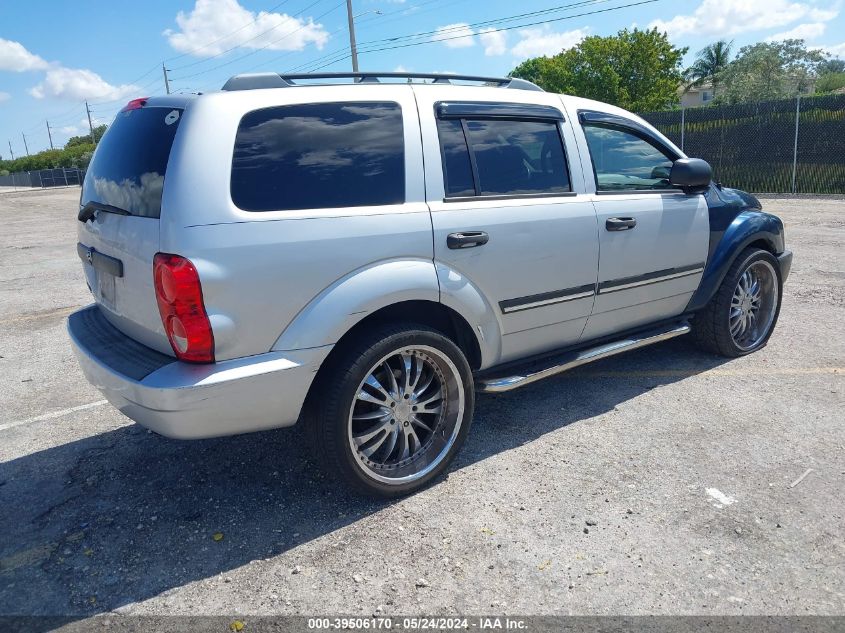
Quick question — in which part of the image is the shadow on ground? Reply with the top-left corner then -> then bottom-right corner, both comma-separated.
0,338 -> 729,618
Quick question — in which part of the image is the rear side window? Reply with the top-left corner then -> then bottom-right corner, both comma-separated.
436,114 -> 570,198
81,106 -> 183,219
231,102 -> 405,212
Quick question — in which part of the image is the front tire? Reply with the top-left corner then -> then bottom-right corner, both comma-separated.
692,248 -> 782,357
309,323 -> 474,498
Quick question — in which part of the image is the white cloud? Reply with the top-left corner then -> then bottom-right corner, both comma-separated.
766,22 -> 828,40
435,23 -> 475,48
0,91 -> 10,103
650,0 -> 838,38
30,67 -> 139,101
393,65 -> 409,72
822,41 -> 845,56
165,0 -> 329,57
0,38 -> 48,72
479,28 -> 507,56
511,26 -> 589,60
60,116 -> 108,137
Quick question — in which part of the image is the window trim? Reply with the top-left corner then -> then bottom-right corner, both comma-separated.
436,101 -> 565,122
230,100 -> 406,213
443,191 -> 578,203
578,110 -> 684,195
435,102 -> 574,201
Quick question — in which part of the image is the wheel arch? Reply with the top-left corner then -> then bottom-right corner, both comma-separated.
300,299 -> 483,430
687,211 -> 785,313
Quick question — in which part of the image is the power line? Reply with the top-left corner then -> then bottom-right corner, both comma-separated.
363,0 -> 615,46
357,0 -> 661,55
170,0 -> 346,81
242,0 -> 659,82
187,0 -> 453,86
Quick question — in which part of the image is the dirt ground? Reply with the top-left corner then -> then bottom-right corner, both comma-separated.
0,188 -> 843,618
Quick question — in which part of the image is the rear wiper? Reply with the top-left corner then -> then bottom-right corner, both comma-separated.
78,201 -> 131,223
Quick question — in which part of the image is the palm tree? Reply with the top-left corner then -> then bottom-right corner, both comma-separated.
684,40 -> 734,99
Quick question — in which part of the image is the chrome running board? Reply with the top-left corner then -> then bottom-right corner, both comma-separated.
476,322 -> 691,393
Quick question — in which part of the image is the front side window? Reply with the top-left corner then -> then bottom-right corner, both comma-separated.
583,124 -> 676,192
437,116 -> 570,198
231,102 -> 404,212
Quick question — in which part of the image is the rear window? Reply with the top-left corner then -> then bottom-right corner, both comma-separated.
230,102 -> 405,212
81,106 -> 183,219
436,115 -> 570,198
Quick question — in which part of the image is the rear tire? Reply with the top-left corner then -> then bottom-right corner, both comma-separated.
692,248 -> 782,357
308,323 -> 474,498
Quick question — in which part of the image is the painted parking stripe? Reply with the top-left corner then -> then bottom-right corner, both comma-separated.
567,367 -> 843,378
0,400 -> 108,432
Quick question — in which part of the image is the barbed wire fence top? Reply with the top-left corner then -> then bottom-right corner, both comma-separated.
640,93 -> 845,195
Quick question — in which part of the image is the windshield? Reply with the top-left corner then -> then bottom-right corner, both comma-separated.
81,106 -> 183,219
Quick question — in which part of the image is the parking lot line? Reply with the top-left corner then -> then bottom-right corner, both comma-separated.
572,367 -> 843,378
0,400 -> 108,432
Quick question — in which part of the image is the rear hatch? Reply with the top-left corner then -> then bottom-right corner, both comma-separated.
77,100 -> 186,356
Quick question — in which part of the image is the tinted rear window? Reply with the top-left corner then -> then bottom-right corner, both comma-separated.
231,102 -> 405,212
81,106 -> 183,219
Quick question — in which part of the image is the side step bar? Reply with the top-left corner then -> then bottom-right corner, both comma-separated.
476,322 -> 691,393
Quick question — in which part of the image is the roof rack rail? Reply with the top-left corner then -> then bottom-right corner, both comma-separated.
221,72 -> 543,92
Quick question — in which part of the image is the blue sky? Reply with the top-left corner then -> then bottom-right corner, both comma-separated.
1,0 -> 843,156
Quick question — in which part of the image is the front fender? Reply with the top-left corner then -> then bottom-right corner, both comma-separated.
686,210 -> 785,312
272,258 -> 440,351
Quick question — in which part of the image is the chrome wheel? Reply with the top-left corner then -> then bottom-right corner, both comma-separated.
729,259 -> 778,351
347,345 -> 465,485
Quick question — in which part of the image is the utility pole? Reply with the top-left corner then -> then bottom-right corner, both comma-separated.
21,132 -> 30,156
791,93 -> 801,195
46,120 -> 54,150
7,140 -> 14,160
85,101 -> 96,145
162,62 -> 171,95
345,0 -> 359,72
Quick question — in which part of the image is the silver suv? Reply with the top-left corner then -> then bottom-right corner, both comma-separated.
68,72 -> 792,496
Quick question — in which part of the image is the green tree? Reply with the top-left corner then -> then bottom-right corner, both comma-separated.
683,39 -> 733,99
510,28 -> 687,111
718,39 -> 829,103
817,58 -> 845,75
816,72 -> 845,93
0,143 -> 96,173
66,124 -> 107,148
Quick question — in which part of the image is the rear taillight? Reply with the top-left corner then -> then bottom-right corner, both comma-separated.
121,97 -> 149,112
153,253 -> 215,363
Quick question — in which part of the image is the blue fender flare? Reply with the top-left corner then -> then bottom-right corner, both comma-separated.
686,187 -> 787,313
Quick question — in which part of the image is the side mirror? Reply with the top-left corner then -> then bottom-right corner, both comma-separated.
669,158 -> 712,192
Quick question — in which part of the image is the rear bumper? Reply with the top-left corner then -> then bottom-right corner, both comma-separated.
67,305 -> 332,439
778,250 -> 793,283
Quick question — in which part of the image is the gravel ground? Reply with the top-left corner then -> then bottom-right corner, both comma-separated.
0,188 -> 843,618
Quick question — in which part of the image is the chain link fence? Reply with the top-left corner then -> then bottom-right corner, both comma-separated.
640,93 -> 845,194
0,168 -> 85,190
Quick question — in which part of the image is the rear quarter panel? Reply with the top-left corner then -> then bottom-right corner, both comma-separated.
160,85 -> 433,361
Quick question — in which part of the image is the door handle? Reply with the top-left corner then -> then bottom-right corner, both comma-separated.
447,231 -> 489,249
606,217 -> 637,231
